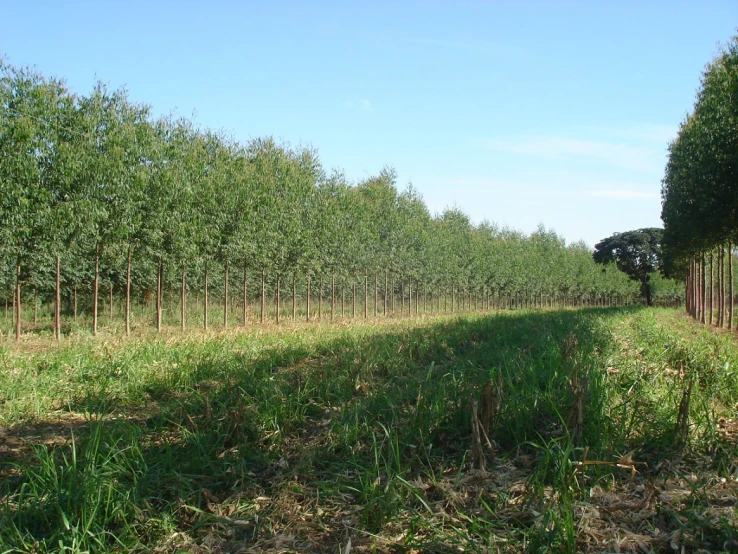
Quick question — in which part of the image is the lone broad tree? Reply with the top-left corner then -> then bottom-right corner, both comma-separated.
593,228 -> 663,306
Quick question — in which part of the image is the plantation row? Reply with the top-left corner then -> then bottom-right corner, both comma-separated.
662,36 -> 738,327
2,268 -> 654,339
0,61 -> 683,340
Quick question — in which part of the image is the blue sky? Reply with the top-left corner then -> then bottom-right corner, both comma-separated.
2,1 -> 736,246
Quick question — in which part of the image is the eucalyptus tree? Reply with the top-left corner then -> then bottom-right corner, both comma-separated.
72,83 -> 150,334
315,171 -> 352,320
350,168 -> 401,317
246,138 -> 318,323
0,63 -> 76,339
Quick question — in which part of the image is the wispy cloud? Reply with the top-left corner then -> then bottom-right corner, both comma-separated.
361,99 -> 371,110
571,122 -> 678,144
478,136 -> 662,172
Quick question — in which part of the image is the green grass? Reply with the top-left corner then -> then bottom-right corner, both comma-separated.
0,307 -> 736,552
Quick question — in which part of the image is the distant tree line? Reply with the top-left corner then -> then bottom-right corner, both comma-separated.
662,36 -> 738,327
0,60 -> 681,340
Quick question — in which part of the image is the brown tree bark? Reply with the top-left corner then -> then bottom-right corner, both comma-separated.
204,266 -> 209,330
93,253 -> 99,336
306,276 -> 311,322
126,248 -> 131,336
391,276 -> 395,315
157,262 -> 163,332
261,267 -> 266,324
384,270 -> 388,316
364,274 -> 368,319
276,275 -> 281,324
243,264 -> 248,326
292,273 -> 297,319
374,274 -> 378,317
15,263 -> 20,341
716,245 -> 725,328
331,273 -> 335,321
181,269 -> 187,331
224,259 -> 229,329
55,255 -> 61,340
709,252 -> 714,325
408,278 -> 412,316
730,241 -> 734,329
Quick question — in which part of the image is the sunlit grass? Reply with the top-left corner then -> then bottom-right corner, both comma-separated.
0,307 -> 736,552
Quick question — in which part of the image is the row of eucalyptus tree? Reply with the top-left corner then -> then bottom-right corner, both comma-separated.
661,36 -> 738,328
1,61 -> 668,340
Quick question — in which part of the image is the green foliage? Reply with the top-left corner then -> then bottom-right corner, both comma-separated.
662,35 -> 738,270
0,58 -> 674,323
593,228 -> 663,305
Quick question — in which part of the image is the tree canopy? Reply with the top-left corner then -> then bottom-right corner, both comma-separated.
593,228 -> 663,306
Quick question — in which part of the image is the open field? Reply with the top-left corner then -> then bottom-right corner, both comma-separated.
0,307 -> 736,553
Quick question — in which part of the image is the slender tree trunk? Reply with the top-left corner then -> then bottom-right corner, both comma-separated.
276,275 -> 281,324
261,267 -> 266,324
391,276 -> 395,315
126,248 -> 131,336
204,266 -> 209,330
224,259 -> 229,329
374,274 -> 378,317
700,252 -> 706,324
364,274 -> 368,319
181,269 -> 187,331
55,255 -> 61,340
93,253 -> 99,336
318,276 -> 322,319
15,263 -> 20,341
33,288 -> 37,327
445,285 -> 448,312
342,276 -> 345,317
408,279 -> 412,314
306,276 -> 311,322
292,273 -> 297,319
108,285 -> 113,319
710,252 -> 714,326
243,263 -> 248,326
384,270 -> 388,316
73,285 -> 77,322
352,279 -> 356,318
716,251 -> 725,328
331,273 -> 335,321
157,262 -> 163,332
730,241 -> 734,329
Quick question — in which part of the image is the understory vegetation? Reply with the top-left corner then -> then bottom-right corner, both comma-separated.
0,306 -> 736,553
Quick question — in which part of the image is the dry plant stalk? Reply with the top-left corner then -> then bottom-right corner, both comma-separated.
470,397 -> 485,471
675,363 -> 694,445
480,375 -> 503,436
570,448 -> 648,482
471,393 -> 496,471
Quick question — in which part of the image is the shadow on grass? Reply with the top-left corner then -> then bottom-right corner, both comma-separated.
1,306 -> 653,551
